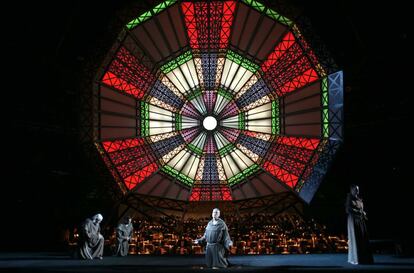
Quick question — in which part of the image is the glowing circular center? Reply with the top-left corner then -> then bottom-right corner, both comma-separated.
203,116 -> 217,131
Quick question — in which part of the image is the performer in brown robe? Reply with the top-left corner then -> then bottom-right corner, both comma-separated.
194,208 -> 233,269
346,185 -> 374,264
114,216 -> 133,256
79,213 -> 104,260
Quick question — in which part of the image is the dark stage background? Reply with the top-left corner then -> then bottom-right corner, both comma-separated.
2,0 -> 411,253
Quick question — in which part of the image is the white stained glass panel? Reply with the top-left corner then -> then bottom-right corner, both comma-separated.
182,156 -> 200,179
230,68 -> 253,93
246,125 -> 272,133
246,102 -> 271,117
232,149 -> 254,169
182,116 -> 199,129
221,59 -> 239,88
191,132 -> 206,149
214,132 -> 229,149
150,104 -> 174,115
149,111 -> 173,121
190,96 -> 206,114
221,115 -> 238,129
182,60 -> 199,89
167,68 -> 190,94
168,149 -> 190,170
247,119 -> 272,127
149,121 -> 174,135
247,107 -> 272,120
214,95 -> 230,115
222,153 -> 239,178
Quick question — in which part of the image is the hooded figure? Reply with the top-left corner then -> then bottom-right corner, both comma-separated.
194,208 -> 233,269
346,185 -> 374,264
79,213 -> 104,260
114,216 -> 133,256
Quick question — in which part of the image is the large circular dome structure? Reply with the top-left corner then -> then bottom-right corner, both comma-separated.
92,0 -> 343,207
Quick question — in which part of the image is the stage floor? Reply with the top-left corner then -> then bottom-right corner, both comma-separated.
1,253 -> 413,272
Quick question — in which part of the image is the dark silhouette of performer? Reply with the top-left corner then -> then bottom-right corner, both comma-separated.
346,185 -> 374,264
194,208 -> 233,269
114,216 -> 133,256
79,213 -> 104,260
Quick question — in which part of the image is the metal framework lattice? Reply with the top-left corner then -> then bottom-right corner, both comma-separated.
88,0 -> 343,205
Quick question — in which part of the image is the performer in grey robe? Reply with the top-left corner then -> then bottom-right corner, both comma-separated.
194,208 -> 233,269
346,185 -> 374,264
79,213 -> 104,260
114,216 -> 133,256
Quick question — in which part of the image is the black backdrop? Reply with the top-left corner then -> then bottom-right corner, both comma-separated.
2,0 -> 411,251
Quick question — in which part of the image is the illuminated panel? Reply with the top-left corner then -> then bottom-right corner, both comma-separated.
271,100 -> 279,135
245,102 -> 272,134
221,51 -> 258,94
201,54 -> 219,90
236,78 -> 270,108
219,101 -> 239,119
238,133 -> 270,158
187,89 -> 207,115
262,32 -> 320,97
182,1 -> 236,50
203,90 -> 217,114
204,135 -> 217,154
161,53 -> 199,95
149,80 -> 184,110
293,25 -> 326,77
261,32 -> 295,73
123,163 -> 158,190
195,1 -> 216,50
262,136 -> 320,188
262,161 -> 298,188
225,150 -> 258,186
102,47 -> 156,99
181,2 -> 199,49
220,127 -> 240,143
219,1 -> 236,49
201,155 -> 220,182
214,88 -> 233,115
235,73 -> 259,99
279,69 -> 319,94
180,127 -> 199,143
101,138 -> 159,190
221,115 -> 238,129
190,185 -> 232,201
164,148 -> 199,186
187,132 -> 207,156
182,116 -> 199,130
181,101 -> 200,119
147,104 -> 175,135
150,134 -> 185,158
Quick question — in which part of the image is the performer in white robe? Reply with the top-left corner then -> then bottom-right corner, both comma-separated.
79,213 -> 104,260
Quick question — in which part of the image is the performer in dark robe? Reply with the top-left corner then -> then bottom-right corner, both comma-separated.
79,213 -> 104,260
114,216 -> 133,256
194,208 -> 233,269
346,185 -> 374,264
